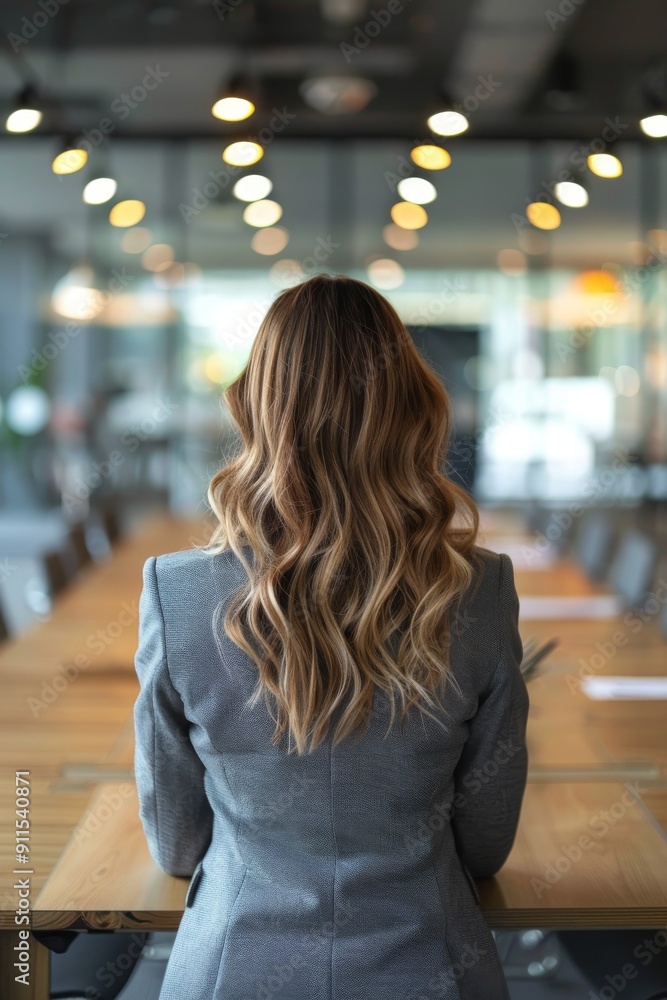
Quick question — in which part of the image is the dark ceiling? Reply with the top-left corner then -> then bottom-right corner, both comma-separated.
1,0 -> 667,140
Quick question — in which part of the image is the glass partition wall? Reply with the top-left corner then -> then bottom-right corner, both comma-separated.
2,138 -> 666,515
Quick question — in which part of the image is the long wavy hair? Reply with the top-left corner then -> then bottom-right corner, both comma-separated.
207,274 -> 479,754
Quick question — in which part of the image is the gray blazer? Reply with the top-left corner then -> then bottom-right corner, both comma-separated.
134,544 -> 529,1000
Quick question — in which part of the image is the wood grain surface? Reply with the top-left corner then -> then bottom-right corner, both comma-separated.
0,509 -> 664,933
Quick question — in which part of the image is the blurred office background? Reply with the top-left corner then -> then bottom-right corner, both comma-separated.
5,3 -> 667,997
1,0 -> 667,629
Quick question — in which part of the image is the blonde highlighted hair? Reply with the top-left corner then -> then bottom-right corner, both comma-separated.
208,274 -> 479,754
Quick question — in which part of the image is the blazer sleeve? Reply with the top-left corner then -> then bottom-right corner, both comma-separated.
133,556 -> 214,877
450,553 -> 529,878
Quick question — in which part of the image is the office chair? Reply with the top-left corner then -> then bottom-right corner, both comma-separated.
43,550 -> 69,596
607,530 -> 656,609
65,522 -> 93,574
36,930 -> 149,999
573,511 -> 614,581
100,508 -> 121,546
0,601 -> 8,642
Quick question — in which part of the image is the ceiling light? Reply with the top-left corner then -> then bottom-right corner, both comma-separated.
640,113 -> 667,138
6,87 -> 42,133
222,141 -> 263,166
270,259 -> 305,287
52,142 -> 88,175
390,202 -> 428,230
427,98 -> 468,137
121,227 -> 152,253
397,177 -> 437,205
83,176 -> 118,205
232,174 -> 273,202
212,73 -> 257,121
299,76 -> 377,115
51,265 -> 105,320
554,180 -> 588,208
142,243 -> 175,272
212,97 -> 255,122
251,227 -> 289,255
526,201 -> 561,230
573,270 -> 621,296
382,223 -> 419,250
242,199 -> 283,227
410,145 -> 451,170
367,258 -> 405,290
109,199 -> 146,227
587,153 -> 623,178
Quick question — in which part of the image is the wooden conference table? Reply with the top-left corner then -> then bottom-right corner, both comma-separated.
1,511 -> 667,997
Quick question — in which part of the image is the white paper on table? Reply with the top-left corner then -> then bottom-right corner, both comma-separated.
582,676 -> 667,700
519,595 -> 622,619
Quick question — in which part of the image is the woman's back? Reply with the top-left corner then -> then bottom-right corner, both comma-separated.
134,541 -> 528,1000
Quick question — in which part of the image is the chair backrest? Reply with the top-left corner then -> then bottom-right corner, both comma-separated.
607,531 -> 657,609
43,550 -> 69,596
66,522 -> 93,574
573,511 -> 614,581
84,508 -> 122,562
42,929 -> 148,999
0,599 -> 9,643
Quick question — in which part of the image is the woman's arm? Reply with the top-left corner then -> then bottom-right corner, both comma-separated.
133,556 -> 214,877
450,553 -> 529,878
